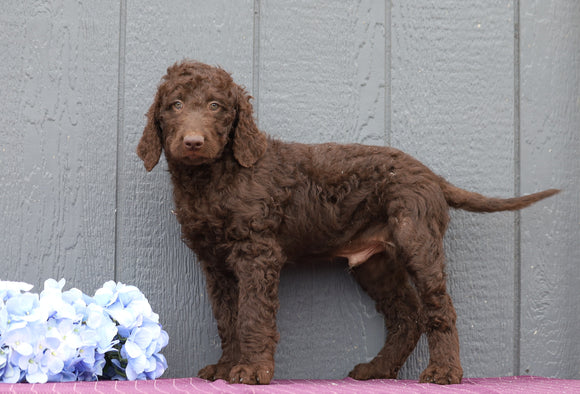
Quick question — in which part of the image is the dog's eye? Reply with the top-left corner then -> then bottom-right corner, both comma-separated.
172,101 -> 183,110
208,102 -> 220,111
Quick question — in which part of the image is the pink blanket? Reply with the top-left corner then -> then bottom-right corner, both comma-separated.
3,376 -> 579,393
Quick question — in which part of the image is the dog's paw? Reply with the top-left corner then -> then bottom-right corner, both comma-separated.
348,362 -> 398,380
419,363 -> 463,385
198,363 -> 232,381
229,363 -> 274,385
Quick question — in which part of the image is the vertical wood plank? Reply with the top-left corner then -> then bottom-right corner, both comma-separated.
117,0 -> 254,379
0,1 -> 119,294
259,0 -> 387,379
391,0 -> 517,378
260,0 -> 386,145
519,0 -> 580,378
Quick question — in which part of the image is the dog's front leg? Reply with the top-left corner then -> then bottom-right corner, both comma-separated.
198,261 -> 241,381
227,240 -> 284,385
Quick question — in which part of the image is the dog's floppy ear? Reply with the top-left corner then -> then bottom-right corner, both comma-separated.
137,92 -> 163,172
232,86 -> 267,168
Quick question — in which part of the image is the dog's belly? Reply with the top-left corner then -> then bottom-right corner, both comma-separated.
329,226 -> 395,267
336,242 -> 385,267
334,239 -> 396,267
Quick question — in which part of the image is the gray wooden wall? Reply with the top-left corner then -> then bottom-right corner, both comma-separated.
1,0 -> 578,381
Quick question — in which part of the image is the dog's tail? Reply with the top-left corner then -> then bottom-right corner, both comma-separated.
438,178 -> 560,213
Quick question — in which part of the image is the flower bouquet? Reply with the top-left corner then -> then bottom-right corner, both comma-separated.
0,279 -> 168,383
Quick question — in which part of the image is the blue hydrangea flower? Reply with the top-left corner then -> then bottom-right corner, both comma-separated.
0,279 -> 168,383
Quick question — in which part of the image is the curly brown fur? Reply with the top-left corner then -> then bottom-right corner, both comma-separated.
137,60 -> 559,385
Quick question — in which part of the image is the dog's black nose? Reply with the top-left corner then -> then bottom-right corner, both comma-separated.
184,135 -> 204,151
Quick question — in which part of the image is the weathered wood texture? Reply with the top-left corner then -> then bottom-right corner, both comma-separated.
519,0 -> 580,378
0,0 -> 577,381
0,1 -> 119,294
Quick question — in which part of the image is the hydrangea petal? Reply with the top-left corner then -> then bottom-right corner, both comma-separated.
26,368 -> 48,384
11,339 -> 33,357
126,354 -> 148,380
44,352 -> 65,374
1,362 -> 23,383
124,340 -> 142,359
132,326 -> 156,350
0,281 -> 33,293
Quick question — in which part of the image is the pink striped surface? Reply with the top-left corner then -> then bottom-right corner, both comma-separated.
2,376 -> 579,393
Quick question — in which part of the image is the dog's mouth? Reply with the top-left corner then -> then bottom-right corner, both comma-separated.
176,147 -> 215,166
182,153 -> 214,165
180,143 -> 225,166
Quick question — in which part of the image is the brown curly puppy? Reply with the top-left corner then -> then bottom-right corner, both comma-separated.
137,60 -> 559,385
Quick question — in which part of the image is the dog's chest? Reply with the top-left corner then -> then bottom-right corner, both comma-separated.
173,192 -> 227,242
171,181 -> 271,254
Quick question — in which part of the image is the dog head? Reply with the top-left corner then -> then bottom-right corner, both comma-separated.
137,60 -> 267,171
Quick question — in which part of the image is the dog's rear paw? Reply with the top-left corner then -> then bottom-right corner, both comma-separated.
348,362 -> 398,380
229,363 -> 274,385
198,363 -> 232,381
419,363 -> 463,385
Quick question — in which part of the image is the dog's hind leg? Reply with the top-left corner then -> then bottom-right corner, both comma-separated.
348,252 -> 423,380
392,214 -> 463,384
